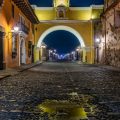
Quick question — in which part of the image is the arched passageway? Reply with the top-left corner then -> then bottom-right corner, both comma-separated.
37,25 -> 85,48
35,25 -> 87,62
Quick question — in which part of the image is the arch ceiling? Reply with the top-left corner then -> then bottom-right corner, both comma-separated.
43,30 -> 80,54
37,25 -> 85,49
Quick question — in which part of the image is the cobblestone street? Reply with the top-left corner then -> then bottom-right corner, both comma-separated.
0,62 -> 120,120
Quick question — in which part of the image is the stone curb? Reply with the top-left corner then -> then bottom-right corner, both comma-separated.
77,62 -> 120,71
0,62 -> 43,80
97,65 -> 120,71
0,75 -> 11,80
18,62 -> 43,72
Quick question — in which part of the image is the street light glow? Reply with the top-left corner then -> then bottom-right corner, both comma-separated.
54,50 -> 56,52
49,50 -> 53,53
95,38 -> 101,43
14,26 -> 19,32
41,45 -> 46,48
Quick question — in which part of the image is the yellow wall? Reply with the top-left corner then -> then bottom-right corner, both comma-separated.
0,0 -> 34,68
69,9 -> 92,20
32,5 -> 103,64
34,6 -> 103,21
92,8 -> 103,19
35,8 -> 56,20
34,22 -> 94,64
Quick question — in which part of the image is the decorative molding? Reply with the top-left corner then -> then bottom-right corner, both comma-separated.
31,5 -> 104,11
39,20 -> 90,23
31,5 -> 53,10
90,5 -> 104,9
70,7 -> 91,10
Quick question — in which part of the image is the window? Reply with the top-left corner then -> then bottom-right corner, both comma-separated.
12,4 -> 14,18
12,35 -> 17,59
115,10 -> 120,28
28,41 -> 32,57
19,15 -> 25,24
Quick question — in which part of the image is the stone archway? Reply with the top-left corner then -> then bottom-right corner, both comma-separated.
37,25 -> 85,48
35,25 -> 86,62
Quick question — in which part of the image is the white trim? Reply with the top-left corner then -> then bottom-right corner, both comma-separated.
31,5 -> 53,10
39,20 -> 90,23
70,7 -> 91,10
31,5 -> 103,11
37,25 -> 85,48
90,5 -> 104,9
36,7 -> 53,10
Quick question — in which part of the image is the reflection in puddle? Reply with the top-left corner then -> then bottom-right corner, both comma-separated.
38,93 -> 97,120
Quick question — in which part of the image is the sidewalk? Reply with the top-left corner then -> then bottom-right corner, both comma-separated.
98,65 -> 120,71
0,62 -> 42,80
17,61 -> 42,72
77,62 -> 120,71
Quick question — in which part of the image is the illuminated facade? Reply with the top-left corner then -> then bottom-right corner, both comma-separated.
95,0 -> 120,67
0,0 -> 104,69
0,0 -> 39,69
32,2 -> 103,64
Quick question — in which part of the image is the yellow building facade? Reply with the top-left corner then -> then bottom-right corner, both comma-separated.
0,0 -> 39,69
33,1 -> 103,64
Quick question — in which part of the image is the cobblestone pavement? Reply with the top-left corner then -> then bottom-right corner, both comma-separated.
0,62 -> 120,120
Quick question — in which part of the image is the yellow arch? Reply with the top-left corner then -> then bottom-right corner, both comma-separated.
37,25 -> 86,48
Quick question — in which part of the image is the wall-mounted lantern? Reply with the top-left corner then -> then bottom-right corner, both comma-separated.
6,25 -> 20,59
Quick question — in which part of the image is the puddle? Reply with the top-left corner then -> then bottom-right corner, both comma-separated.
37,92 -> 98,120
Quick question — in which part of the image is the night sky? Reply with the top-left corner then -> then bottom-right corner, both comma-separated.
29,0 -> 104,7
43,30 -> 80,54
29,0 -> 104,54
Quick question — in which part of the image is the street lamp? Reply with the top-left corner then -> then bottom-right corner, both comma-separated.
13,26 -> 19,32
54,49 -> 56,53
6,25 -> 20,60
95,38 -> 101,64
76,48 -> 80,61
40,43 -> 47,61
95,38 -> 101,44
41,45 -> 46,48
6,25 -> 20,39
11,25 -> 20,33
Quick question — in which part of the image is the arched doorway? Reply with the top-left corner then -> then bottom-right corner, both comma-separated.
20,38 -> 26,65
35,25 -> 86,62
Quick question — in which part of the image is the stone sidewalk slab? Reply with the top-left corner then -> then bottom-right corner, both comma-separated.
0,62 -> 42,80
77,62 -> 120,71
98,65 -> 120,71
